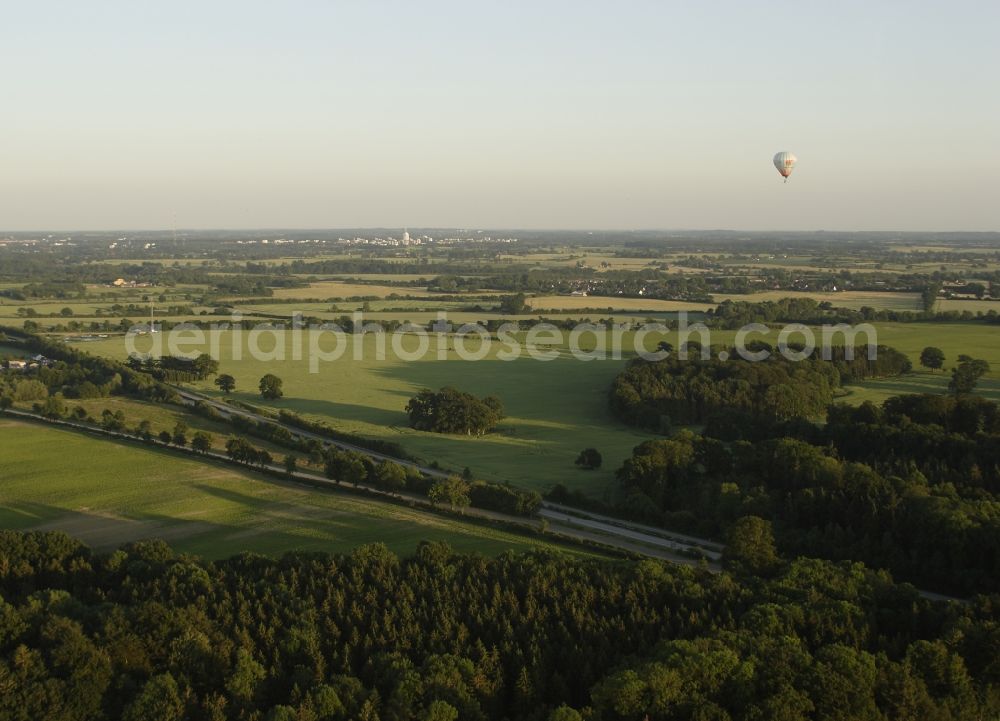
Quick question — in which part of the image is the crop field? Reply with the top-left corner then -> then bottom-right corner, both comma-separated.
496,252 -> 669,272
528,295 -> 714,312
712,290 -> 923,311
0,294 -> 207,321
264,281 -> 436,300
0,302 -> 147,320
329,273 -> 441,282
242,299 -> 471,316
353,310 -> 684,324
81,283 -> 209,298
0,419 -> 601,559
240,305 -> 693,325
935,298 -> 1000,313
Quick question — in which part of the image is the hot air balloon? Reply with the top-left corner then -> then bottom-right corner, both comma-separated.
773,152 -> 797,182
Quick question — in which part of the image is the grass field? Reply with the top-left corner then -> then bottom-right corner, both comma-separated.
38,317 -> 1000,498
837,372 -> 1000,405
0,419 -> 602,559
83,332 -> 653,495
837,323 -> 1000,404
0,343 -> 29,358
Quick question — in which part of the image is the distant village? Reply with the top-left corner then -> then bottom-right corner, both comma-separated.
1,354 -> 53,372
0,229 -> 519,250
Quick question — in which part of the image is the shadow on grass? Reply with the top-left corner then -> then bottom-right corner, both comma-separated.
1,500 -> 235,554
846,372 -> 1000,402
2,497 -> 420,560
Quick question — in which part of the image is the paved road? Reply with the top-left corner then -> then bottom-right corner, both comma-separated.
542,502 -> 725,553
539,508 -> 722,560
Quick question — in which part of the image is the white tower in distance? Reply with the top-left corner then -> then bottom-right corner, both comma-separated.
402,228 -> 410,243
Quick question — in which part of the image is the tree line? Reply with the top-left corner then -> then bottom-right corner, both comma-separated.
706,296 -> 1000,329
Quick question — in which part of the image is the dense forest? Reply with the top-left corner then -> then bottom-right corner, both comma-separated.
706,297 -> 1000,328
611,390 -> 1000,595
2,531 -> 999,721
610,346 -> 911,427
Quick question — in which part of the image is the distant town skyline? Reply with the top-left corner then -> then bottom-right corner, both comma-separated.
3,0 -> 998,231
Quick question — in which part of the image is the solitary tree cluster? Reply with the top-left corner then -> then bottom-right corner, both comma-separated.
405,387 -> 504,436
949,355 -> 990,395
919,346 -> 946,372
498,292 -> 530,315
215,373 -> 237,394
575,448 -> 603,470
428,475 -> 472,510
323,446 -> 369,486
225,436 -> 273,469
126,353 -> 219,382
191,430 -> 213,454
258,374 -> 283,400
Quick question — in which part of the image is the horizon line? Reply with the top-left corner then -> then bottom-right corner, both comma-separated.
4,227 -> 1000,236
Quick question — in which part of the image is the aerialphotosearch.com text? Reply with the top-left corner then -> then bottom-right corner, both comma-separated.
125,311 -> 879,373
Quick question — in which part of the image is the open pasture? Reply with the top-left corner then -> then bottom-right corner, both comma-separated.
42,316 -> 1000,497
82,331 -> 655,495
0,419 -> 599,559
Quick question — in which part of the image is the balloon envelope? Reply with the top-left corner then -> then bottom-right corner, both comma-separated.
773,152 -> 797,179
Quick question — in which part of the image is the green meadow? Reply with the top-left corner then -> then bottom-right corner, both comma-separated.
0,419 -> 601,559
83,331 -> 655,494
40,318 -> 1000,497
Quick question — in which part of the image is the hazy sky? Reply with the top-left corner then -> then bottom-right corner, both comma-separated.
4,0 -> 999,231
